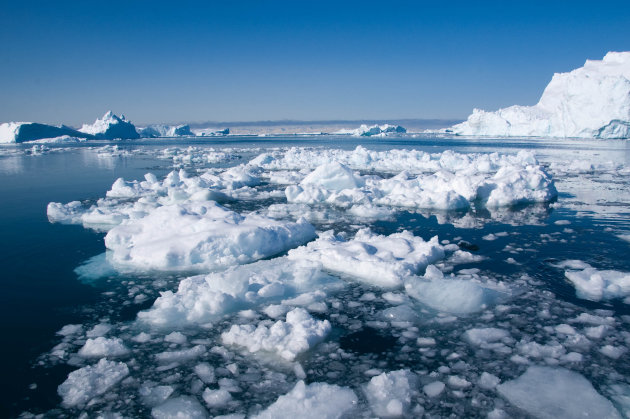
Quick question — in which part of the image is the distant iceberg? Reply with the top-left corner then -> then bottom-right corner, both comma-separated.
79,111 -> 140,140
336,124 -> 406,137
138,124 -> 193,138
0,122 -> 90,144
451,51 -> 630,139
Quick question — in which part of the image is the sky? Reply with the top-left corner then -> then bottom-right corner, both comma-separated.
1,0 -> 629,126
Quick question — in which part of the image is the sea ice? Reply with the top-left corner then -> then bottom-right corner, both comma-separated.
405,265 -> 505,314
151,396 -> 208,419
221,308 -> 331,361
288,229 -> 444,288
139,124 -> 193,138
104,201 -> 315,271
138,258 -> 340,328
497,366 -> 621,418
364,369 -> 418,417
555,260 -> 630,302
252,380 -> 357,419
78,337 -> 129,358
452,51 -> 630,139
57,358 -> 129,407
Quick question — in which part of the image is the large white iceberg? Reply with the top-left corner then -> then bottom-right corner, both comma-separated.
79,111 -> 140,139
0,122 -> 90,144
452,51 -> 630,138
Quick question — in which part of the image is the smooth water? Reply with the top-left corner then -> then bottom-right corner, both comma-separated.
1,136 -> 630,417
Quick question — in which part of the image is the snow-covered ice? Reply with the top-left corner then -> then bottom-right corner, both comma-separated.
252,380 -> 357,419
555,260 -> 630,303
288,229 -> 444,288
221,308 -> 331,361
57,359 -> 129,407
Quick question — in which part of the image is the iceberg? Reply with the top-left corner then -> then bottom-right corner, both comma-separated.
336,124 -> 406,136
452,51 -> 630,138
0,122 -> 90,144
79,111 -> 140,139
138,124 -> 193,138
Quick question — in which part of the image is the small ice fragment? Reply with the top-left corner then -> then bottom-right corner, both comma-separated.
423,381 -> 445,397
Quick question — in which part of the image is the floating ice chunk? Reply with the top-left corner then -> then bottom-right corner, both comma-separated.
139,384 -> 174,407
556,260 -> 630,302
164,332 -> 187,344
423,381 -> 445,397
464,328 -> 511,347
447,376 -> 471,389
151,396 -> 208,419
252,380 -> 357,419
478,372 -> 500,390
288,229 -> 444,288
517,340 -> 565,360
194,363 -> 215,384
78,337 -> 129,358
301,162 -> 365,190
57,358 -> 129,407
86,323 -> 112,338
497,366 -> 621,418
139,258 -> 339,328
221,308 -> 330,361
405,265 -> 504,314
105,201 -> 315,272
364,369 -> 417,417
600,345 -> 627,359
451,52 -> 630,139
202,387 -> 232,407
155,345 -> 206,363
479,165 -> 557,208
57,324 -> 83,337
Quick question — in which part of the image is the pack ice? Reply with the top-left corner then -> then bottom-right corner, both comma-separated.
452,51 -> 630,138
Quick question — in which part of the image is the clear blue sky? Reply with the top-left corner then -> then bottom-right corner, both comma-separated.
1,0 -> 629,126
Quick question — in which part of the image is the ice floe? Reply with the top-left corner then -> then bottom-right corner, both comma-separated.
288,229 -> 444,288
497,366 -> 621,418
57,358 -> 129,408
252,380 -> 357,419
555,260 -> 630,303
221,308 -> 331,361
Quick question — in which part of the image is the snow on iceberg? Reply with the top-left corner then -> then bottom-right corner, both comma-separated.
104,200 -> 315,272
221,307 -> 331,360
138,124 -> 193,138
252,380 -> 357,419
497,366 -> 621,418
452,51 -> 630,138
57,358 -> 129,408
287,229 -> 445,288
79,111 -> 140,139
554,260 -> 630,303
138,258 -> 340,328
0,122 -> 90,144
